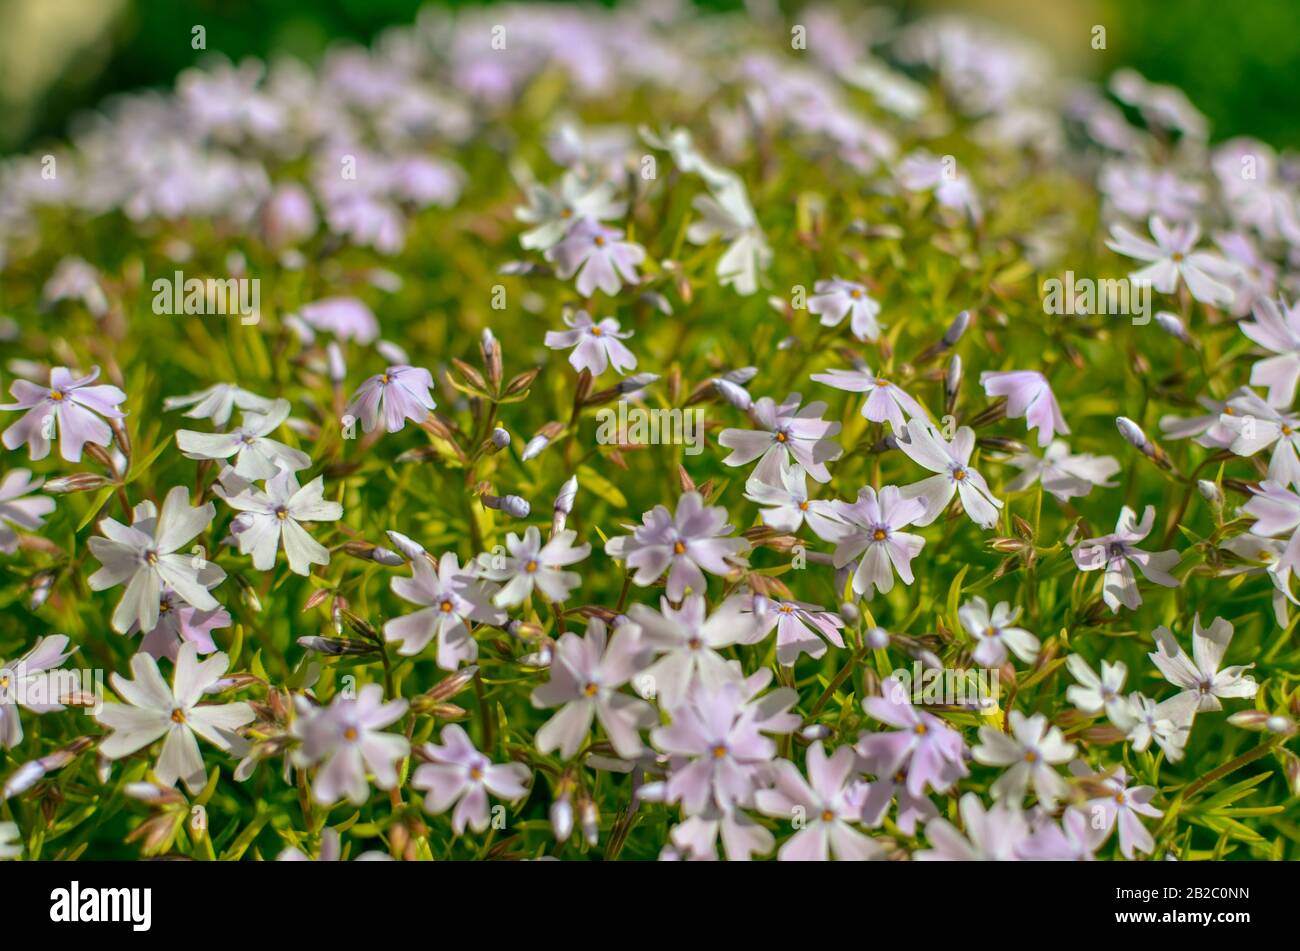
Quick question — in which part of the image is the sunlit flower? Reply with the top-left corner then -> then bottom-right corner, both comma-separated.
412,724 -> 531,834
1,366 -> 126,462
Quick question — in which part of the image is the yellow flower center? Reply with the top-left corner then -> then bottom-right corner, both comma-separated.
49,390 -> 64,401
711,745 -> 727,759
914,723 -> 927,736
593,235 -> 606,248
1024,750 -> 1038,764
775,431 -> 787,443
983,626 -> 997,638
673,541 -> 686,555
470,766 -> 484,781
850,289 -> 863,300
798,501 -> 809,511
820,809 -> 835,822
439,599 -> 454,613
953,469 -> 967,481
591,326 -> 603,336
380,373 -> 390,385
276,509 -> 288,520
583,683 -> 599,697
872,528 -> 887,541
1171,251 -> 1184,263
344,726 -> 358,741
171,708 -> 187,724
525,560 -> 539,573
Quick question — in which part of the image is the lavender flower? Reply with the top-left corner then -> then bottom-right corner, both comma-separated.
858,676 -> 968,796
1002,440 -> 1119,502
298,297 -> 379,344
627,594 -> 755,708
0,635 -> 75,748
162,383 -> 275,427
742,459 -> 842,536
1077,764 -> 1161,858
718,393 -> 843,484
474,526 -> 591,607
979,370 -> 1069,447
1105,216 -> 1237,307
0,469 -> 56,554
544,311 -> 637,376
292,685 -> 409,805
915,793 -> 1033,861
412,725 -> 531,833
825,486 -> 927,598
1070,505 -> 1180,612
343,365 -> 437,434
973,711 -> 1076,810
1,366 -> 126,462
897,419 -> 1003,528
810,364 -> 928,431
530,617 -> 655,760
755,743 -> 883,861
604,492 -> 750,600
1239,296 -> 1300,405
544,219 -> 645,297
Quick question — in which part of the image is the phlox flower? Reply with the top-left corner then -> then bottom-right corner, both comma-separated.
1158,390 -> 1250,450
530,618 -> 656,760
652,681 -> 785,815
856,754 -> 940,835
1,365 -> 126,462
807,277 -> 883,342
217,469 -> 343,576
133,576 -> 231,662
1002,440 -> 1118,502
1239,296 -> 1300,404
685,177 -> 771,297
979,370 -> 1069,447
298,296 -> 379,344
604,491 -> 750,600
826,486 -> 927,598
1110,692 -> 1195,763
544,218 -> 645,297
0,469 -> 56,554
915,793 -> 1033,861
343,365 -> 436,434
1240,480 -> 1300,593
176,398 -> 310,479
755,743 -> 883,861
42,256 -> 108,315
743,459 -> 841,536
857,676 -> 968,797
1015,808 -> 1100,861
1105,215 -> 1237,307
516,172 -> 626,251
896,150 -> 981,222
1065,655 -> 1129,721
1070,505 -> 1180,612
973,711 -> 1076,810
1076,764 -> 1161,859
1217,389 -> 1300,486
412,724 -> 531,834
958,596 -> 1039,667
162,382 -> 274,427
385,552 -> 506,667
94,645 -> 253,793
627,594 -> 755,709
664,804 -> 774,862
740,596 -> 845,667
810,363 -> 928,431
1149,615 -> 1257,713
719,393 -> 842,484
544,311 -> 637,376
88,486 -> 222,635
474,526 -> 590,607
292,684 -> 409,806
896,419 -> 1003,528
0,635 -> 75,748
278,827 -> 390,862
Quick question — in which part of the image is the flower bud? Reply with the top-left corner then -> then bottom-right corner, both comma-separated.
326,342 -> 347,384
1197,479 -> 1224,507
616,372 -> 658,395
3,761 -> 45,799
714,378 -> 753,411
943,309 -> 971,347
42,472 -> 113,494
491,427 -> 511,449
578,798 -> 599,846
385,530 -> 426,561
800,724 -> 831,741
482,493 -> 530,519
866,626 -> 890,649
550,795 -> 574,841
296,635 -> 377,656
1154,311 -> 1191,345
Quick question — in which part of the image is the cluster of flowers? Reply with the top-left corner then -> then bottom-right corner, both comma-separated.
1,3 -> 1298,861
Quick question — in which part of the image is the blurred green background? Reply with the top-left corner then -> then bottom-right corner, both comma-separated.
2,0 -> 1298,154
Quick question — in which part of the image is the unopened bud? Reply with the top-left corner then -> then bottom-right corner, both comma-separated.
1154,311 -> 1191,345
3,761 -> 45,799
385,530 -> 426,561
326,342 -> 346,384
43,472 -> 113,494
617,373 -> 658,395
482,493 -> 530,518
296,636 -> 377,656
1197,479 -> 1223,507
578,798 -> 599,846
714,378 -> 753,411
866,626 -> 890,649
943,310 -> 971,347
551,795 -> 574,841
800,724 -> 831,741
491,427 -> 511,450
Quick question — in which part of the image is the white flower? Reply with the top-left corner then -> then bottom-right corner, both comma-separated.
742,459 -> 842,536
807,277 -> 883,342
176,398 -> 310,480
979,370 -> 1069,447
385,552 -> 505,667
475,526 -> 590,608
754,743 -> 882,861
162,382 -> 275,428
1003,440 -> 1118,502
277,827 -> 391,862
627,594 -> 755,709
1111,692 -> 1195,763
217,469 -> 342,575
516,172 -> 626,251
0,822 -> 20,860
810,363 -> 928,431
1105,215 -> 1238,307
957,597 -> 1039,667
1070,505 -> 1180,612
94,645 -> 253,793
896,419 -> 1003,528
1149,615 -> 1257,713
1077,764 -> 1161,859
88,486 -> 223,634
973,711 -> 1076,810
1064,655 -> 1128,720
